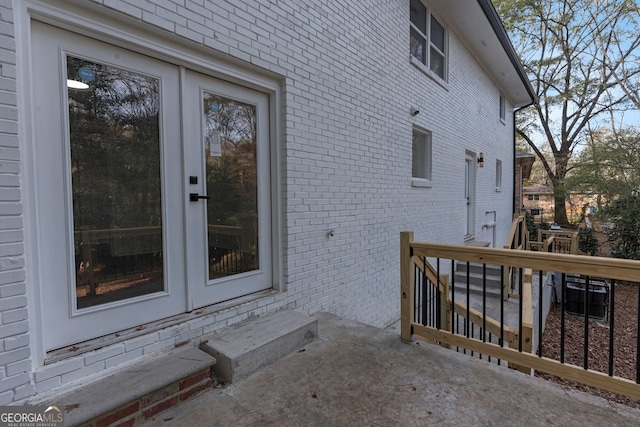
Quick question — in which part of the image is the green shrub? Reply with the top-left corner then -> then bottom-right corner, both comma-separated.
604,196 -> 640,260
578,227 -> 599,256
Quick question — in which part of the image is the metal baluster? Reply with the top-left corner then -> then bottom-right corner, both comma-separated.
416,264 -> 420,325
451,260 -> 456,338
538,270 -> 543,357
466,261 -> 470,355
482,263 -> 487,343
436,258 -> 441,330
499,265 -> 504,366
471,323 -> 475,357
609,279 -> 615,377
519,268 -> 523,352
422,258 -> 428,326
488,332 -> 492,363
584,276 -> 590,370
561,273 -> 566,364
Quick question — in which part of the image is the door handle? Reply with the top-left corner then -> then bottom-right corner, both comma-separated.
189,193 -> 210,202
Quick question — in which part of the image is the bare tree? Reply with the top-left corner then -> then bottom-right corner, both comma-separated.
494,0 -> 640,225
605,9 -> 640,111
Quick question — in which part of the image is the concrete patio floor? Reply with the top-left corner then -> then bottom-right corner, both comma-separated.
143,312 -> 640,426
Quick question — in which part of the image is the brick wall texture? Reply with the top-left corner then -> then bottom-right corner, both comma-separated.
0,0 -> 517,403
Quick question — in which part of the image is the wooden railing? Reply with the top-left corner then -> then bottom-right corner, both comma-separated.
504,212 -> 529,251
401,231 -> 640,400
502,212 -> 530,297
532,229 -> 579,255
411,250 -> 533,371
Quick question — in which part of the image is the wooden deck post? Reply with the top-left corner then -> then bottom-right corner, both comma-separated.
512,268 -> 534,374
400,231 -> 414,342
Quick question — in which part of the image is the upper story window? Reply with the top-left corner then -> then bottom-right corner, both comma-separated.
499,94 -> 506,121
410,0 -> 447,80
527,194 -> 540,201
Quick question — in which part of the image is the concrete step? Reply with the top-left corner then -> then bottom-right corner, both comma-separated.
464,239 -> 491,247
201,310 -> 317,384
453,271 -> 502,286
453,262 -> 502,298
38,347 -> 216,427
452,282 -> 503,299
453,261 -> 503,299
454,261 -> 503,276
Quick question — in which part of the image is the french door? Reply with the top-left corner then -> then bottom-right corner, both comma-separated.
183,70 -> 272,308
31,22 -> 272,351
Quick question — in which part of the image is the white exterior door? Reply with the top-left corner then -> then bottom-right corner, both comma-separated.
465,153 -> 476,238
32,22 -> 187,350
31,22 -> 273,351
183,71 -> 272,308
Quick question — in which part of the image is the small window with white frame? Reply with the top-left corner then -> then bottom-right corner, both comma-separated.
495,159 -> 502,191
412,127 -> 432,187
499,94 -> 506,122
410,0 -> 447,80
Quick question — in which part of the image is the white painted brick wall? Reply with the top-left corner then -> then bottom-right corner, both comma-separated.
0,0 -> 30,406
1,0 -> 521,402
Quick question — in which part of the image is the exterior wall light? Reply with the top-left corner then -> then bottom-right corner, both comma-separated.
478,152 -> 484,168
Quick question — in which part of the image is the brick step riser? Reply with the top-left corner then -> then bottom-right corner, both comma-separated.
82,368 -> 213,427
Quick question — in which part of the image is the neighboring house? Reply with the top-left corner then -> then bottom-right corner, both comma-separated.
523,185 -> 555,213
0,0 -> 533,402
524,185 -> 598,221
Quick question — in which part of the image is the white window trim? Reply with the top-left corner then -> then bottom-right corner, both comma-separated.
495,159 -> 502,192
410,56 -> 450,90
499,94 -> 506,124
411,127 -> 433,188
409,1 -> 449,83
412,177 -> 432,188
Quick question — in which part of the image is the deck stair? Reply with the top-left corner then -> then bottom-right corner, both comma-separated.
453,261 -> 503,299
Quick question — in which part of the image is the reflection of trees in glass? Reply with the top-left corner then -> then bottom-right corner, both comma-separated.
203,94 -> 258,274
68,56 -> 162,231
67,56 -> 163,306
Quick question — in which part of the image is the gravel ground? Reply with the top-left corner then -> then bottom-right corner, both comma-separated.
537,277 -> 640,409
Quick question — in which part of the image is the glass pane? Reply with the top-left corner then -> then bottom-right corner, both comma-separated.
412,131 -> 427,179
67,56 -> 164,309
430,49 -> 445,78
430,15 -> 445,52
410,0 -> 427,34
410,27 -> 426,64
202,93 -> 259,280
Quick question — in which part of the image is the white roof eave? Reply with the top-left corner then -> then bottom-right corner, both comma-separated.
433,0 -> 535,107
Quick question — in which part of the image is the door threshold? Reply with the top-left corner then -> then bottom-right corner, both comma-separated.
44,289 -> 279,365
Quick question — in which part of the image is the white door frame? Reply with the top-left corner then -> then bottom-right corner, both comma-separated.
465,151 -> 476,239
18,1 -> 283,362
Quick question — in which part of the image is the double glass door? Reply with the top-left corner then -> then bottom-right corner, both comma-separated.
32,22 -> 271,351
